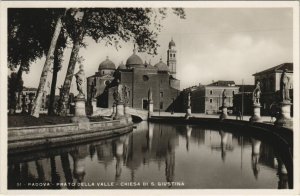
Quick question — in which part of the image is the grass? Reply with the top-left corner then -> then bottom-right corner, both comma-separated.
8,114 -> 74,127
8,114 -> 109,128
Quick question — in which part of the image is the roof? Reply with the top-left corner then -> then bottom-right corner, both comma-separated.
207,80 -> 235,87
169,39 -> 176,48
117,61 -> 126,69
253,63 -> 293,76
126,53 -> 143,68
98,57 -> 116,70
236,85 -> 255,92
154,59 -> 169,72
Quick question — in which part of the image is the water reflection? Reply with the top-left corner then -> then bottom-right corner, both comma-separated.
8,122 -> 292,189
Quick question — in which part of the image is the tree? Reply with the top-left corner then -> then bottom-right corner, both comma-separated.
57,8 -> 186,115
8,72 -> 23,114
8,8 -> 67,114
48,34 -> 68,115
31,10 -> 67,117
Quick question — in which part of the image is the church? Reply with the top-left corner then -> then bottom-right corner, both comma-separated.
87,39 -> 181,112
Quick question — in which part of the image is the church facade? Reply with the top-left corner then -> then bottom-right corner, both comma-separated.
87,39 -> 181,112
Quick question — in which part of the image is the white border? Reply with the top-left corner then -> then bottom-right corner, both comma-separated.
0,1 -> 299,196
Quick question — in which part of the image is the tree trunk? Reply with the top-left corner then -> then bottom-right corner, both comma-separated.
9,64 -> 24,114
31,12 -> 65,118
58,12 -> 86,116
57,38 -> 82,116
48,48 -> 60,115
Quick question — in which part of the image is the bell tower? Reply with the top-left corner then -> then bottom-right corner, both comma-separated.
167,38 -> 177,78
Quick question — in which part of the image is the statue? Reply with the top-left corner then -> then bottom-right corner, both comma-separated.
148,88 -> 153,102
123,85 -> 130,105
280,69 -> 291,102
252,81 -> 261,104
187,92 -> 191,108
75,64 -> 85,97
222,89 -> 227,107
113,86 -> 122,104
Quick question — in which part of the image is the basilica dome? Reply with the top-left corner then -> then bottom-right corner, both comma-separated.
154,59 -> 169,72
118,61 -> 126,69
98,57 -> 116,71
126,53 -> 143,68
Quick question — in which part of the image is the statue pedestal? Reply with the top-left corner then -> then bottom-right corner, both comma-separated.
110,103 -> 116,118
250,103 -> 262,122
91,99 -> 97,114
114,102 -> 124,120
148,102 -> 153,118
71,96 -> 89,123
124,104 -> 130,117
185,107 -> 192,119
275,101 -> 292,128
219,106 -> 228,120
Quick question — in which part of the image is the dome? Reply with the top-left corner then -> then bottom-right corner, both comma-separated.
118,61 -> 126,69
154,59 -> 169,72
98,57 -> 116,71
126,53 -> 143,68
169,38 -> 176,48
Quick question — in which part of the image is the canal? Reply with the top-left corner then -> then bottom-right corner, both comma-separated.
8,121 -> 292,189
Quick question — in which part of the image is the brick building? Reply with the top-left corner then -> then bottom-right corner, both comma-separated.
253,63 -> 293,115
190,81 -> 239,114
87,39 -> 181,112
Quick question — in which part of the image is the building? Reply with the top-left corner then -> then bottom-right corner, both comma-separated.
87,39 -> 181,112
253,63 -> 293,115
190,81 -> 239,114
16,87 -> 47,112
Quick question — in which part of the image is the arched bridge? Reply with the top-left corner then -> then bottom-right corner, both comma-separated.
92,107 -> 148,121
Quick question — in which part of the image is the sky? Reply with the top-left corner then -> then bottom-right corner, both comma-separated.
20,8 -> 293,94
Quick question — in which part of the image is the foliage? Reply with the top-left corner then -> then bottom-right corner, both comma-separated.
8,72 -> 23,110
8,8 -> 68,72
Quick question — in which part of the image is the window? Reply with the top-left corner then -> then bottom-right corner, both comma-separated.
209,98 -> 213,103
210,90 -> 213,95
160,92 -> 163,98
160,102 -> 163,109
143,75 -> 149,81
173,54 -> 176,58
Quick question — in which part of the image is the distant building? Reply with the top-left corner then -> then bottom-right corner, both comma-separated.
16,87 -> 47,111
253,63 -> 293,115
87,39 -> 181,112
190,81 -> 239,114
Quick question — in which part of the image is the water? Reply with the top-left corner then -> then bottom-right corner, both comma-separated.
8,122 -> 292,189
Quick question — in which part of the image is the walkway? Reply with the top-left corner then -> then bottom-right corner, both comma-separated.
152,112 -> 274,123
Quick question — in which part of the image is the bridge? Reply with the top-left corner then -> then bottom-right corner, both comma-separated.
92,107 -> 149,121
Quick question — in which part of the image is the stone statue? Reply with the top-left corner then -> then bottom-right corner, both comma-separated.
113,85 -> 123,104
222,89 -> 227,107
280,69 -> 291,101
75,64 -> 85,97
123,85 -> 129,105
187,92 -> 191,108
148,88 -> 153,102
253,81 -> 261,104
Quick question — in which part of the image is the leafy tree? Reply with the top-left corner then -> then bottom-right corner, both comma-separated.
8,72 -> 23,114
8,8 -> 67,114
57,8 -> 186,115
31,10 -> 67,117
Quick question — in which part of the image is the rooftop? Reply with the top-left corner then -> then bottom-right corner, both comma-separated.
253,63 -> 293,76
207,80 -> 236,87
